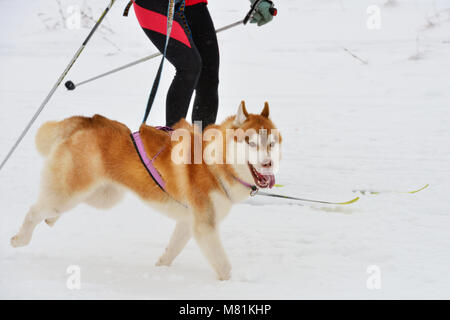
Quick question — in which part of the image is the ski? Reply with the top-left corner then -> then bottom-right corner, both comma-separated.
352,184 -> 429,195
257,191 -> 360,206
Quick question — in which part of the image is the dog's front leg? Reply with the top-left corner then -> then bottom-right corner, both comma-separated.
193,218 -> 231,281
156,220 -> 192,267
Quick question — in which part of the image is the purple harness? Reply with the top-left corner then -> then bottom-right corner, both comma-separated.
130,127 -> 258,197
130,130 -> 168,192
233,176 -> 259,196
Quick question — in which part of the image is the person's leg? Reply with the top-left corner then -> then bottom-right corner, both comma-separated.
134,0 -> 202,127
184,3 -> 220,129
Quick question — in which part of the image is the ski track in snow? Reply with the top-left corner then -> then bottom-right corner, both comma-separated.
0,0 -> 449,299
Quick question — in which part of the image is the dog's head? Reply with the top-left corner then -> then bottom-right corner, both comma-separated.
225,101 -> 282,189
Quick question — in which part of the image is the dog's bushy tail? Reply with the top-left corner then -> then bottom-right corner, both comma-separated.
35,117 -> 87,157
35,121 -> 61,157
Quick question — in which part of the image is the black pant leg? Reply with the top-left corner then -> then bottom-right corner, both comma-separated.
184,3 -> 220,129
135,1 -> 203,127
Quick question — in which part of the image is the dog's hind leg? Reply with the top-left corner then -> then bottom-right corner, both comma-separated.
10,201 -> 62,247
11,169 -> 83,247
11,191 -> 83,247
156,220 -> 192,267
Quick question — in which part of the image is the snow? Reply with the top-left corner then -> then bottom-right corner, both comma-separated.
1,0 -> 450,299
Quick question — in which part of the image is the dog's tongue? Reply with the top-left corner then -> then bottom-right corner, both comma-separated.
257,172 -> 276,189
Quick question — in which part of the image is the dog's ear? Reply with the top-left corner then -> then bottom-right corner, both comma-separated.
261,102 -> 270,118
233,101 -> 249,126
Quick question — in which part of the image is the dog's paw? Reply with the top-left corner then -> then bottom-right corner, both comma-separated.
45,217 -> 57,227
217,272 -> 231,281
10,234 -> 28,248
216,266 -> 232,281
155,256 -> 172,267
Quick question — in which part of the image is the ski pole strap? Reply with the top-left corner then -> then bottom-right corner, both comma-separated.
123,0 -> 133,17
244,0 -> 264,25
142,0 -> 177,124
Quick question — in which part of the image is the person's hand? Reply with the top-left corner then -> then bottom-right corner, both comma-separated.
249,0 -> 275,26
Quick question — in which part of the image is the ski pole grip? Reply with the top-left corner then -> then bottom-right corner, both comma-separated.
243,1 -> 278,25
244,0 -> 263,25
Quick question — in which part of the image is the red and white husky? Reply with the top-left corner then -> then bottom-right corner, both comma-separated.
11,101 -> 281,280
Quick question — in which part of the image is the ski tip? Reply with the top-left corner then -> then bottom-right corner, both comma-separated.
408,184 -> 430,194
352,189 -> 373,195
338,196 -> 360,205
353,184 -> 430,195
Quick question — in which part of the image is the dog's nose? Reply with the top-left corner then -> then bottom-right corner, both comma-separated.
262,159 -> 272,168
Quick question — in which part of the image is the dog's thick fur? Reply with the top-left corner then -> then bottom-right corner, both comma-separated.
11,102 -> 280,280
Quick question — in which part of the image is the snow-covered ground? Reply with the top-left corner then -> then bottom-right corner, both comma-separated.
1,0 -> 450,299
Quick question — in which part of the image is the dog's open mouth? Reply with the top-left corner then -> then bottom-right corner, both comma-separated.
248,163 -> 275,189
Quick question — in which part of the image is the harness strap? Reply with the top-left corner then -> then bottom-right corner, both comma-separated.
216,176 -> 232,201
123,0 -> 133,17
132,129 -> 259,200
233,176 -> 259,196
130,130 -> 190,208
131,132 -> 166,192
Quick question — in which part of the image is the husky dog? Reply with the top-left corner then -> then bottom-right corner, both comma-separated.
11,101 -> 281,280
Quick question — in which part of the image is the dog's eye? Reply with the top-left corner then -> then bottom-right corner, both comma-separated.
269,142 -> 276,148
248,141 -> 257,148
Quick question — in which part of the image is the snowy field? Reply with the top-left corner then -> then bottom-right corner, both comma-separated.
1,0 -> 450,299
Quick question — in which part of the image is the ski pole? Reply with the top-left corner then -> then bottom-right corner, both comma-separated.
64,20 -> 242,91
257,191 -> 360,206
65,1 -> 277,91
0,0 -> 116,173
